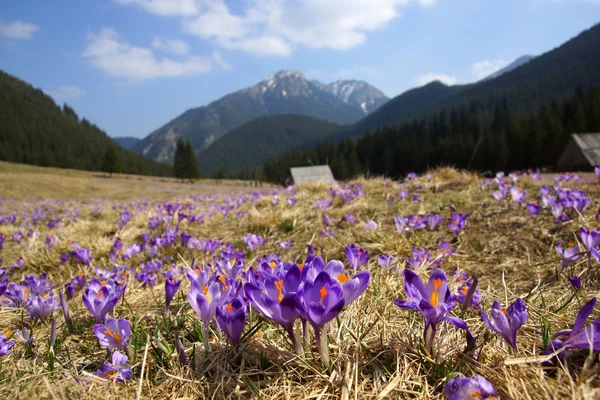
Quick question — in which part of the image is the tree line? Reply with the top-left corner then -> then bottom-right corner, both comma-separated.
254,86 -> 600,184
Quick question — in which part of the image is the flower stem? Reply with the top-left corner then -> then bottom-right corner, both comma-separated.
202,324 -> 210,353
314,323 -> 330,370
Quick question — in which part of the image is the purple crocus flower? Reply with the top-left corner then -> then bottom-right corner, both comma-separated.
579,227 -> 600,251
15,328 -> 33,347
377,254 -> 397,270
394,268 -> 468,351
0,235 -> 4,250
568,275 -> 582,290
342,213 -> 356,224
526,202 -> 542,216
543,297 -> 600,364
556,242 -> 583,268
448,213 -> 468,235
427,214 -> 444,230
286,198 -> 297,206
510,187 -> 526,203
322,215 -> 332,226
180,232 -> 192,247
148,216 -> 161,230
480,298 -> 527,350
243,234 -> 267,251
45,234 -> 58,249
135,272 -> 157,288
0,334 -> 15,356
93,317 -> 131,351
13,231 -> 24,243
244,265 -> 302,353
72,247 -> 92,265
94,351 -> 133,382
216,297 -> 247,345
492,187 -> 507,203
82,278 -> 125,323
118,210 -> 130,229
345,243 -> 370,270
59,252 -> 70,265
297,271 -> 345,365
279,240 -> 293,249
363,220 -> 378,232
25,293 -> 60,320
406,247 -> 431,269
165,277 -> 181,315
455,279 -> 481,309
438,241 -> 456,258
444,375 -> 498,400
187,280 -> 227,350
320,226 -> 335,237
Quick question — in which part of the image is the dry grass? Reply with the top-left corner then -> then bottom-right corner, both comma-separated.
0,163 -> 599,399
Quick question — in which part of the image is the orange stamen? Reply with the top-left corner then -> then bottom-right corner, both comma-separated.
274,280 -> 284,303
226,303 -> 233,312
337,274 -> 349,283
461,287 -> 468,295
429,278 -> 443,306
297,264 -> 303,271
269,261 -> 277,269
319,286 -> 328,302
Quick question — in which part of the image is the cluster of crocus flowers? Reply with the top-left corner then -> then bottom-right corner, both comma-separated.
244,256 -> 370,366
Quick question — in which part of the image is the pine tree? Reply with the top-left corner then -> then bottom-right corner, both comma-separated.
101,145 -> 120,177
173,139 -> 186,180
184,140 -> 200,180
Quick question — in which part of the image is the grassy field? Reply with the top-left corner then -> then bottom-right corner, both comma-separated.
0,163 -> 599,399
0,161 -> 260,201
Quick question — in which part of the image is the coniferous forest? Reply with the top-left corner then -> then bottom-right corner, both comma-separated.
0,71 -> 172,177
258,87 -> 600,184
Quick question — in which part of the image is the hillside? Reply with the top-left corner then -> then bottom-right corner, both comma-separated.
113,136 -> 140,150
132,70 -> 387,163
0,71 -> 171,176
349,23 -> 600,137
198,115 -> 346,176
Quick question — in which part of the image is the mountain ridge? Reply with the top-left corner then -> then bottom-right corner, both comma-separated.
131,70 -> 388,163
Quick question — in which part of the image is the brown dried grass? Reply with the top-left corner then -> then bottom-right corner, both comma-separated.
0,163 -> 599,399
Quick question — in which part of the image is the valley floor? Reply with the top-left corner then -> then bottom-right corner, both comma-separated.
0,165 -> 598,399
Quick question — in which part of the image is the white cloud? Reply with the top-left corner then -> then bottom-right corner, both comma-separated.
119,0 -> 435,57
0,19 -> 39,40
47,85 -> 85,101
114,0 -> 197,16
151,37 -> 190,55
471,59 -> 507,81
82,28 -> 216,81
211,51 -> 232,70
416,73 -> 457,86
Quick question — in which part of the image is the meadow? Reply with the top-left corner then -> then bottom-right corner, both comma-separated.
0,161 -> 598,399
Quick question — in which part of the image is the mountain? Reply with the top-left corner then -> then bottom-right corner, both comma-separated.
132,70 -> 388,163
198,115 -> 346,176
481,55 -> 535,81
261,22 -> 600,183
0,70 -> 171,176
113,136 -> 140,150
342,23 -> 600,139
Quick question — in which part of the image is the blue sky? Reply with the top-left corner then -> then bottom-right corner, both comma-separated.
1,0 -> 599,139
